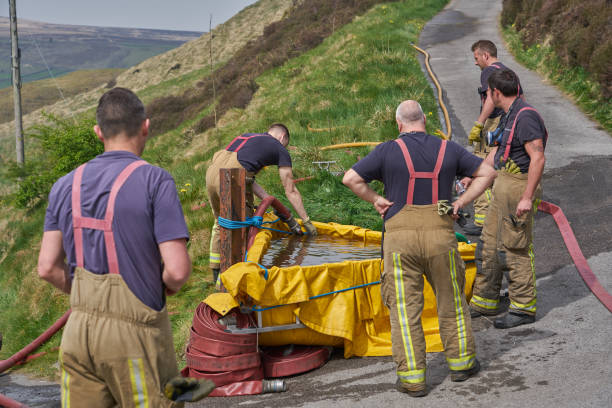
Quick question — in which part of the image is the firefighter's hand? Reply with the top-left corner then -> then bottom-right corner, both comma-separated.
303,219 -> 317,236
468,122 -> 484,145
452,198 -> 466,220
164,376 -> 215,402
374,196 -> 394,218
286,216 -> 304,235
515,197 -> 532,217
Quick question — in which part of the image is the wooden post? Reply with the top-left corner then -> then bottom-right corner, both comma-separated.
219,168 -> 246,277
9,0 -> 24,165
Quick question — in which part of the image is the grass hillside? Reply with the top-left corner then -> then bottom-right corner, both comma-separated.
0,68 -> 123,124
0,0 -> 294,148
0,0 -> 449,378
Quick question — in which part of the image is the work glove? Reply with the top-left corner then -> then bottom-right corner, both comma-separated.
437,200 -> 470,227
285,216 -> 304,235
164,376 -> 215,402
503,159 -> 522,174
468,122 -> 484,145
303,219 -> 317,236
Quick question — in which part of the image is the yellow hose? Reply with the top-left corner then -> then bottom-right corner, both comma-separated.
307,123 -> 348,132
411,44 -> 452,140
320,142 -> 381,151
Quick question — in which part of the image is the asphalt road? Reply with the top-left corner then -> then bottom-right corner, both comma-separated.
2,0 -> 611,406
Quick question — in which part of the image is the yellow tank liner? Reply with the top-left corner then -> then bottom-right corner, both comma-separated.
205,213 -> 476,358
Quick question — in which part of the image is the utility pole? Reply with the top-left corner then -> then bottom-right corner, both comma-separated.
9,0 -> 24,165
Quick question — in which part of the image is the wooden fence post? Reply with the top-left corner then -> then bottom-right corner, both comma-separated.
219,168 -> 246,278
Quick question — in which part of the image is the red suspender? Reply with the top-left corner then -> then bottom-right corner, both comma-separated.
503,107 -> 547,162
72,160 -> 147,275
394,138 -> 447,205
225,133 -> 267,152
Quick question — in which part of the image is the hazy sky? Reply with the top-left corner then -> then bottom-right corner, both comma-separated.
0,0 -> 258,32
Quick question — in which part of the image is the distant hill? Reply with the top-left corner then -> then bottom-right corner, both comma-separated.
0,0 -> 293,142
0,17 -> 201,88
0,68 -> 122,124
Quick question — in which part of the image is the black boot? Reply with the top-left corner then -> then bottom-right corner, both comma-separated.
493,311 -> 535,329
395,379 -> 427,397
469,306 -> 499,318
450,358 -> 480,382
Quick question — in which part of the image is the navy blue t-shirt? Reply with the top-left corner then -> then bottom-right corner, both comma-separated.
352,132 -> 482,221
44,151 -> 189,311
493,98 -> 547,173
480,62 -> 524,118
226,133 -> 292,173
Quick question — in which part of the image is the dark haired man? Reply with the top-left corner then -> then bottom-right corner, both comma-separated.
462,40 -> 524,236
206,123 -> 316,282
469,69 -> 547,329
344,100 -> 496,396
38,87 -> 202,406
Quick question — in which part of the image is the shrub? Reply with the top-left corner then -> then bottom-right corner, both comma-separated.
501,0 -> 611,98
7,114 -> 103,208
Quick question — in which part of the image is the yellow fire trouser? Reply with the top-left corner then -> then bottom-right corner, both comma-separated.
381,205 -> 476,391
472,116 -> 500,226
60,268 -> 181,408
470,171 -> 541,316
205,150 -> 254,270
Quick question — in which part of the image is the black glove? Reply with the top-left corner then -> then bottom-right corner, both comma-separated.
285,216 -> 304,235
164,376 -> 215,402
274,208 -> 291,223
303,219 -> 317,236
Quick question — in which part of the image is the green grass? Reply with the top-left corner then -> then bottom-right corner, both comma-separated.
0,0 -> 449,378
502,26 -> 612,134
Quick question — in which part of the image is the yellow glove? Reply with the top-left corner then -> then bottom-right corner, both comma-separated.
468,122 -> 484,145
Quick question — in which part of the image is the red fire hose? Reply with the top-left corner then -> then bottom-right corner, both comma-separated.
538,201 -> 612,313
0,310 -> 70,374
247,196 -> 292,249
0,394 -> 28,408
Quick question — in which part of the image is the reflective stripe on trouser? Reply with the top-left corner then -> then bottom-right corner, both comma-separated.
471,171 -> 541,316
60,268 -> 182,408
60,353 -> 70,408
471,116 -> 500,226
473,188 -> 493,227
382,205 -> 476,389
205,149 -> 254,271
209,220 -> 220,268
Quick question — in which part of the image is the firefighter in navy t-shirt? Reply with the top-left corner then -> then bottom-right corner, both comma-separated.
206,124 -> 316,282
469,69 -> 547,329
343,100 -> 496,396
464,40 -> 524,235
38,88 -> 212,405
